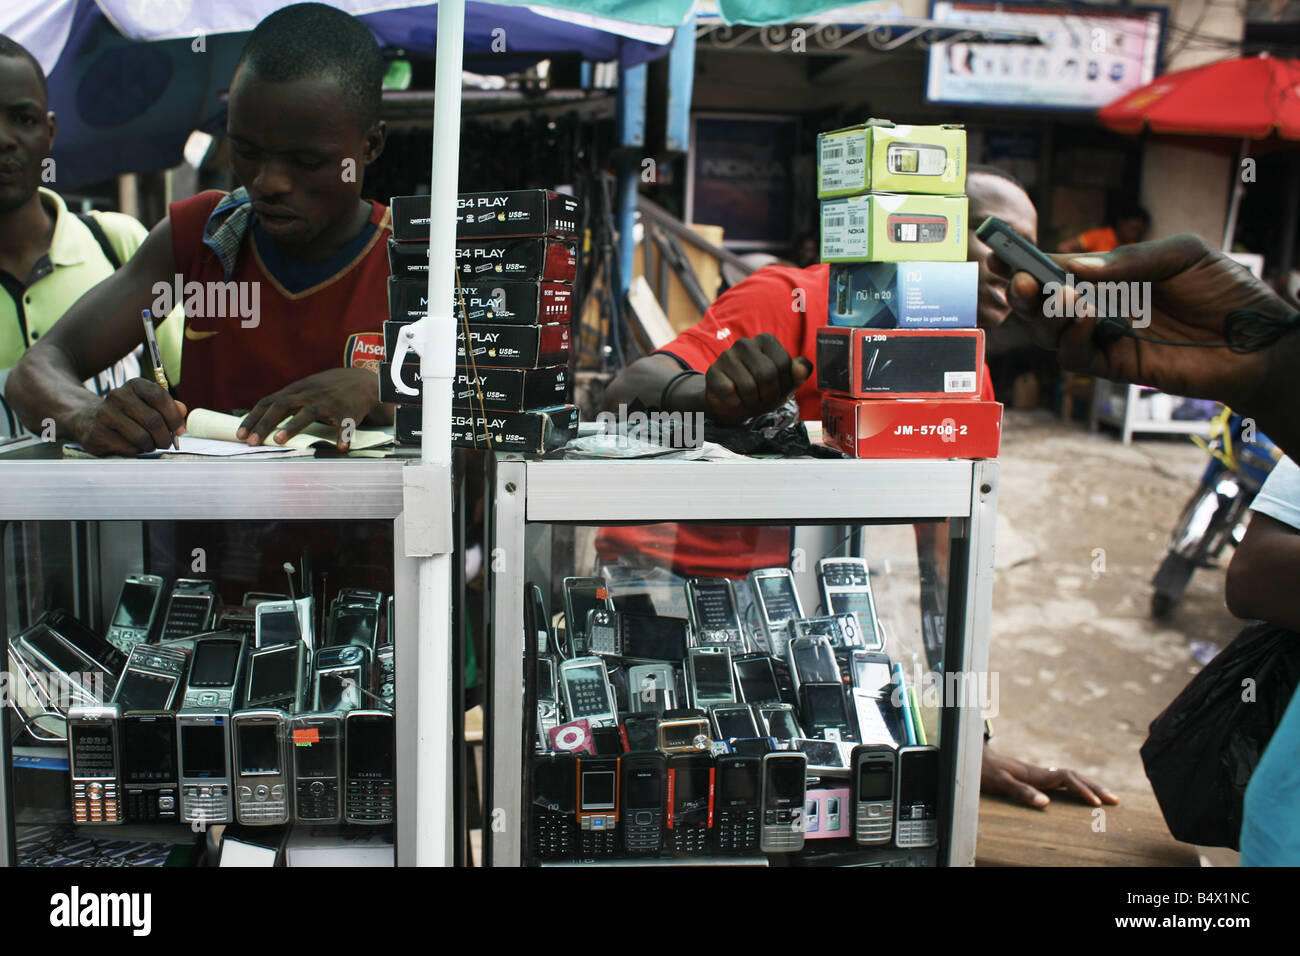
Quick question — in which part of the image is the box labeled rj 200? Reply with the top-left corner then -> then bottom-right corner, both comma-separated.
816,327 -> 984,399
387,237 -> 578,282
821,193 -> 967,263
379,361 -> 567,409
383,320 -> 570,369
828,261 -> 976,329
822,395 -> 1002,459
818,121 -> 966,198
390,190 -> 580,242
396,403 -> 579,452
388,277 -> 572,325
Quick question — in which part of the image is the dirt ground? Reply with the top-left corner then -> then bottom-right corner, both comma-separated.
984,409 -> 1240,805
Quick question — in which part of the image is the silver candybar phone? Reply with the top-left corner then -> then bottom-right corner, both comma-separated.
760,751 -> 807,853
757,702 -> 804,742
710,702 -> 761,741
111,643 -> 188,712
176,707 -> 233,826
292,712 -> 342,824
158,578 -> 217,643
558,656 -> 617,727
851,744 -> 895,845
685,646 -> 735,709
244,641 -> 310,712
181,632 -> 247,709
106,574 -> 165,653
67,704 -> 123,825
747,568 -> 804,657
254,600 -> 302,649
817,557 -> 883,651
685,577 -> 745,650
626,662 -> 675,714
232,709 -> 291,825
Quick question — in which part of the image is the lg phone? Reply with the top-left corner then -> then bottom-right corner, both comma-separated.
760,751 -> 807,853
245,641 -> 309,712
575,755 -> 620,856
685,646 -> 735,708
344,710 -> 396,825
121,711 -> 178,823
895,745 -> 940,848
181,632 -> 247,709
747,568 -> 804,656
232,710 -> 290,825
850,744 -> 895,845
158,578 -> 216,643
176,708 -> 233,826
626,662 -> 676,714
619,613 -> 690,662
685,577 -> 744,650
798,682 -> 855,741
666,752 -> 713,855
561,577 -> 612,657
312,644 -> 370,712
756,703 -> 804,742
732,653 -> 781,704
710,702 -> 761,741
558,656 -> 617,727
530,752 -> 577,860
111,643 -> 188,712
713,753 -> 762,853
106,574 -> 165,652
817,557 -> 883,651
291,712 -> 342,824
619,753 -> 665,855
67,704 -> 123,824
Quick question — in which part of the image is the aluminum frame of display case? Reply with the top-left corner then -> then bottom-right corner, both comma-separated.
0,449 -> 428,867
484,455 -> 999,867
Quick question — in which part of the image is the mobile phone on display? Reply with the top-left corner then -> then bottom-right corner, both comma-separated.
853,688 -> 901,747
685,646 -> 735,708
887,214 -> 948,243
375,644 -> 395,708
710,703 -> 761,741
385,594 -> 395,646
787,636 -> 841,695
757,703 -> 804,742
760,751 -> 807,853
255,600 -> 302,649
106,574 -> 166,653
575,755 -> 621,856
111,643 -> 188,712
334,588 -> 383,608
851,650 -> 896,697
530,752 -> 577,860
622,713 -> 660,753
799,682 -> 855,741
181,632 -> 247,709
176,708 -> 233,826
712,753 -> 762,853
658,714 -> 713,755
121,711 -> 178,823
344,710 -> 396,825
626,662 -> 676,714
158,578 -> 216,643
685,577 -> 745,649
67,704 -> 123,824
292,713 -> 342,824
586,609 -> 621,657
17,629 -> 103,708
886,142 -> 948,176
851,744 -> 896,845
619,753 -> 666,855
792,737 -> 851,777
732,653 -> 780,704
619,614 -> 690,662
329,600 -> 381,652
666,752 -> 714,856
790,614 -> 864,650
747,568 -> 804,656
232,710 -> 291,825
312,644 -> 370,712
817,558 -> 884,651
244,641 -> 309,712
895,745 -> 940,848
558,656 -> 618,727
214,606 -> 256,644
526,583 -> 552,656
561,577 -> 612,657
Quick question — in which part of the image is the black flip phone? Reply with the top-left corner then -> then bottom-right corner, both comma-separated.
530,752 -> 577,861
620,752 -> 666,856
713,753 -> 762,853
666,752 -> 714,856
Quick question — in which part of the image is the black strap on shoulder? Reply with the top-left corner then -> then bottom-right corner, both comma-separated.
77,212 -> 122,270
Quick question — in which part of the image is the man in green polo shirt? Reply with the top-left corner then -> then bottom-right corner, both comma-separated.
0,35 -> 180,439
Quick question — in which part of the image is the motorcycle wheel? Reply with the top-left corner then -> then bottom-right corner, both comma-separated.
1151,552 -> 1196,619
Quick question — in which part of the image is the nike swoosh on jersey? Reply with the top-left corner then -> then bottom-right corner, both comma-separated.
185,328 -> 220,341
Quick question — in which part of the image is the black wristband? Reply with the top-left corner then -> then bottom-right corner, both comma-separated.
659,369 -> 702,410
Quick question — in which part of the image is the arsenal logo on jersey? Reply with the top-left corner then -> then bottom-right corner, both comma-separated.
345,332 -> 385,372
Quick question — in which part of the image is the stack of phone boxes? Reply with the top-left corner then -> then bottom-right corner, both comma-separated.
815,120 -> 1002,459
383,189 -> 582,453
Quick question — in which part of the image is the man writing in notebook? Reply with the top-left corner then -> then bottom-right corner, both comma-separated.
6,3 -> 391,454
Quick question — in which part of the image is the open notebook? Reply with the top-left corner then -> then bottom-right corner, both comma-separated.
64,408 -> 393,459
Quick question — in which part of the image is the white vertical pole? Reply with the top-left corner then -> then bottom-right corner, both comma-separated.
417,0 -> 465,867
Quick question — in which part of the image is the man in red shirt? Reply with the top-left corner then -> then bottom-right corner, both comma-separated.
8,3 -> 390,454
600,166 -> 1119,811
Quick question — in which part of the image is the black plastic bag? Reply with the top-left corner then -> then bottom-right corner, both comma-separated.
1141,622 -> 1300,849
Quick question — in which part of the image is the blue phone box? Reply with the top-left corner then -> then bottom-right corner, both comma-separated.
827,261 -> 977,329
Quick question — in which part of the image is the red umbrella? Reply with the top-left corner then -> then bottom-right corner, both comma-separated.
1098,53 -> 1300,248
